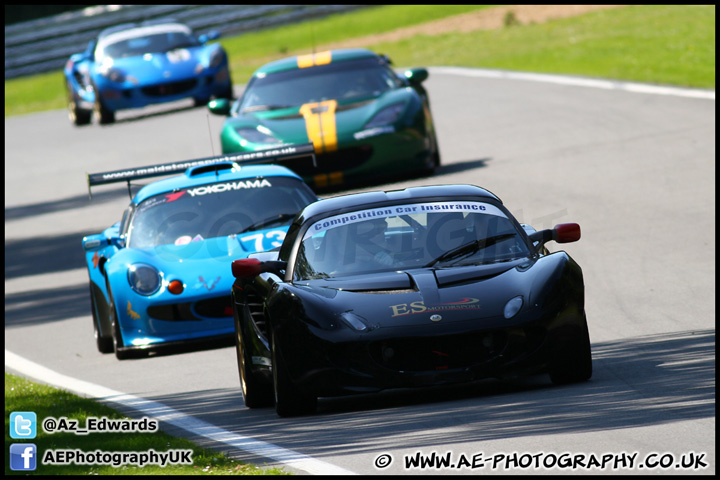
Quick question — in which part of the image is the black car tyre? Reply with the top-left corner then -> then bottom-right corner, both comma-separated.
90,284 -> 113,353
93,86 -> 116,124
67,84 -> 92,126
235,313 -> 273,408
549,316 -> 592,385
272,333 -> 317,417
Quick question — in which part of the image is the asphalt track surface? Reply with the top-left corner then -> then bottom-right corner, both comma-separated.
5,68 -> 715,475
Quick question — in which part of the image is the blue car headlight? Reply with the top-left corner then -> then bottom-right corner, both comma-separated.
503,296 -> 524,319
364,102 -> 405,129
128,264 -> 162,296
235,126 -> 284,146
102,67 -> 127,84
208,49 -> 226,69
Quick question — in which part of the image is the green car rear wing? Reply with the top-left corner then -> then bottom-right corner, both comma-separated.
86,143 -> 316,199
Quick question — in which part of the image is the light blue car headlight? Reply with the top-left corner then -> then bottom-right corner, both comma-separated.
235,126 -> 284,146
128,264 -> 162,296
364,102 -> 405,128
503,295 -> 524,319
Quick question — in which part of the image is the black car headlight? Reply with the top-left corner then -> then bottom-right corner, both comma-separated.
235,126 -> 284,146
128,264 -> 162,296
503,295 -> 524,319
364,102 -> 405,129
339,311 -> 373,332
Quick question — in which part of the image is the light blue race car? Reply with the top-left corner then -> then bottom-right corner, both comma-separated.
64,20 -> 233,126
82,144 -> 318,359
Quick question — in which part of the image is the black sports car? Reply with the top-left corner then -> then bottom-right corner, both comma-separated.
230,184 -> 591,416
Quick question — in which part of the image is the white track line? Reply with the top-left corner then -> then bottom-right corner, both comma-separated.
5,349 -> 357,475
430,66 -> 715,100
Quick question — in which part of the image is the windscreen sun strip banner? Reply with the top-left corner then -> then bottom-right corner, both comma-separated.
303,201 -> 508,241
86,143 -> 316,196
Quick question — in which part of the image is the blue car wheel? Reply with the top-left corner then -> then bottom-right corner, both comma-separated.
90,284 -> 113,353
106,282 -> 132,360
67,83 -> 92,126
93,84 -> 116,125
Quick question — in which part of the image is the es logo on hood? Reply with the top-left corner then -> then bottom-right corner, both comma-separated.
390,298 -> 481,318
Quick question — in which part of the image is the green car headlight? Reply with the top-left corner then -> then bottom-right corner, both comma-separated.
364,102 -> 405,128
235,126 -> 284,146
128,264 -> 162,296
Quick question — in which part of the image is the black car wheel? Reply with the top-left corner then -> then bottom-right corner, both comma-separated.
549,316 -> 592,385
67,84 -> 92,126
90,284 -> 113,353
272,333 -> 317,417
235,313 -> 273,408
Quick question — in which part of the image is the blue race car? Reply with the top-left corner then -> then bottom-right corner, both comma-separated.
65,20 -> 233,126
82,144 -> 318,359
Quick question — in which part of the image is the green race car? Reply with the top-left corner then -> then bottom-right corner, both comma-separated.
208,48 -> 440,190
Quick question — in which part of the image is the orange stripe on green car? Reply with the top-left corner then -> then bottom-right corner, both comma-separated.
299,100 -> 338,153
296,51 -> 332,68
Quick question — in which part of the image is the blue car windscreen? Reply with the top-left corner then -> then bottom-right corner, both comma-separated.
127,177 -> 316,249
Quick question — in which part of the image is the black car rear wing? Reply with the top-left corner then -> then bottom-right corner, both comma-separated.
86,143 -> 316,199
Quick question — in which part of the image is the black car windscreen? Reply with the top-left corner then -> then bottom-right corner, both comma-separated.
295,201 -> 531,279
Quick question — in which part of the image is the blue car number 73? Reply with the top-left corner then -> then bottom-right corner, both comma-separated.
239,230 -> 286,251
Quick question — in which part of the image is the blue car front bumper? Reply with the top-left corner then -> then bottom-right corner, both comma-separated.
96,66 -> 231,112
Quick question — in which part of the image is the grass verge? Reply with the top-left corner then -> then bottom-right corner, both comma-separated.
5,373 -> 288,475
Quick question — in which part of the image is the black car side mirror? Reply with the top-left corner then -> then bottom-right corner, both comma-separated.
528,223 -> 581,247
232,258 -> 287,279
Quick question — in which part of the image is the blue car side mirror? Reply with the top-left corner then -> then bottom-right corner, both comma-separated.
199,30 -> 220,44
83,234 -> 125,251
